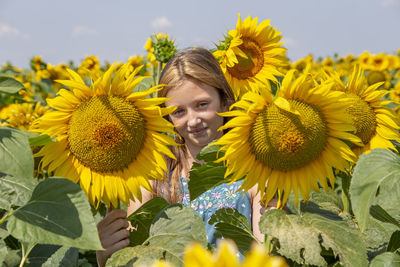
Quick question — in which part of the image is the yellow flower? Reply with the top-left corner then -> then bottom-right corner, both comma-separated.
389,81 -> 400,104
32,63 -> 178,207
184,240 -> 288,267
0,103 -> 49,131
215,70 -> 359,207
329,65 -> 400,156
77,55 -> 103,80
213,14 -> 286,99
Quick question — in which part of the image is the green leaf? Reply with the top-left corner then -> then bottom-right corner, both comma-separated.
25,245 -> 78,267
28,134 -> 54,147
370,205 -> 400,229
387,231 -> 400,252
126,197 -> 169,246
350,149 -> 400,232
259,209 -> 368,267
6,178 -> 102,250
0,127 -> 34,179
188,144 -> 228,200
370,252 -> 400,267
208,208 -> 257,255
135,77 -> 154,92
0,76 -> 25,94
0,174 -> 37,210
108,204 -> 207,267
2,248 -> 20,267
0,237 -> 7,266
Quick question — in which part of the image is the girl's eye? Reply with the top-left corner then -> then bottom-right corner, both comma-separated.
199,102 -> 208,108
172,108 -> 184,116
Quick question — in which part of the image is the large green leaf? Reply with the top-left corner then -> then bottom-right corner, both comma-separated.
134,77 -> 154,92
108,204 -> 207,267
25,245 -> 78,267
6,178 -> 102,250
126,197 -> 169,246
370,205 -> 400,229
370,252 -> 400,267
260,209 -> 368,267
387,231 -> 400,253
350,149 -> 400,232
0,174 -> 37,210
0,76 -> 25,94
1,249 -> 20,267
0,231 -> 7,266
209,208 -> 257,255
188,144 -> 228,200
28,134 -> 54,147
0,127 -> 34,179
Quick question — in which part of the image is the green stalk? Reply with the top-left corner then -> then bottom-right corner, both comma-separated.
19,242 -> 37,267
0,210 -> 14,226
341,171 -> 352,214
155,61 -> 162,86
264,235 -> 274,254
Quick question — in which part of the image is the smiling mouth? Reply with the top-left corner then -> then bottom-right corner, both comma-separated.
189,127 -> 207,135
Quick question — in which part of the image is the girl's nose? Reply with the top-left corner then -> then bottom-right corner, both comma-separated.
187,110 -> 201,127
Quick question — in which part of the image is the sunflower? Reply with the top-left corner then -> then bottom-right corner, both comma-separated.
328,65 -> 400,156
33,63 -> 178,207
77,55 -> 103,80
0,102 -> 49,131
213,14 -> 286,99
184,240 -> 288,267
144,33 -> 172,64
214,70 -> 359,207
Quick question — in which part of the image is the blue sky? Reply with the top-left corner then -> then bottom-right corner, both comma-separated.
1,0 -> 399,68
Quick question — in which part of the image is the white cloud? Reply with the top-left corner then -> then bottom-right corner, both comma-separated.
151,16 -> 172,30
282,36 -> 296,47
379,0 -> 400,6
71,25 -> 97,38
0,23 -> 29,39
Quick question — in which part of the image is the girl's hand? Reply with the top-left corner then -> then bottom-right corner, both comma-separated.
96,208 -> 130,267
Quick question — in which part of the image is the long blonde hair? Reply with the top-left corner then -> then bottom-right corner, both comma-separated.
154,47 -> 235,203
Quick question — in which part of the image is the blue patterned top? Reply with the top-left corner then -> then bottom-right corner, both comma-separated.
180,177 -> 252,246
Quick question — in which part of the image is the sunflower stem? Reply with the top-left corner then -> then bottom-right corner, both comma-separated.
341,171 -> 352,214
0,210 -> 14,226
19,242 -> 37,267
264,235 -> 275,254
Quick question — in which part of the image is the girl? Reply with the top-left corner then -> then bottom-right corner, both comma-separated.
96,48 -> 269,267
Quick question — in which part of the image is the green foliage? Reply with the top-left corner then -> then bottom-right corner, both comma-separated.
350,149 -> 400,232
108,204 -> 207,267
127,197 -> 169,246
209,208 -> 257,255
28,134 -> 54,147
188,144 -> 228,200
134,77 -> 154,92
25,245 -> 78,267
0,174 -> 36,210
0,76 -> 25,94
0,127 -> 34,179
387,231 -> 400,253
151,35 -> 177,64
370,252 -> 400,267
259,209 -> 368,266
6,178 -> 103,250
370,205 -> 400,229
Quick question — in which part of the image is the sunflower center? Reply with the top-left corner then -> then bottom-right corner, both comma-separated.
249,100 -> 327,171
68,95 -> 146,173
346,94 -> 377,145
227,38 -> 264,80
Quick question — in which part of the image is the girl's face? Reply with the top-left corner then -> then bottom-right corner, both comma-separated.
165,79 -> 227,152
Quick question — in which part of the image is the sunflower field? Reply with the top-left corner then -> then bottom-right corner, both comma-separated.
1,14 -> 400,267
